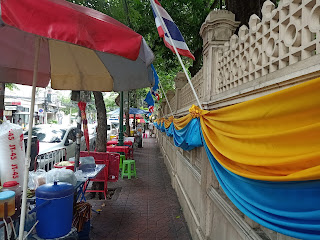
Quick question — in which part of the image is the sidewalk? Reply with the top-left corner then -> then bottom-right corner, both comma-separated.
88,134 -> 192,240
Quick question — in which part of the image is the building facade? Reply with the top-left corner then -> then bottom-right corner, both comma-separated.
4,86 -> 62,128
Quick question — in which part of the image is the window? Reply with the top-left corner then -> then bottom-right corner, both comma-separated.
26,127 -> 66,143
66,129 -> 77,142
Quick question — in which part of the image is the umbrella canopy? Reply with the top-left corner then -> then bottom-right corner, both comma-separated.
0,0 -> 155,91
0,0 -> 155,238
138,119 -> 146,124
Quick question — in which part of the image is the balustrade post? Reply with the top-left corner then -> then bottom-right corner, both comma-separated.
165,90 -> 175,116
174,72 -> 188,112
200,10 -> 239,102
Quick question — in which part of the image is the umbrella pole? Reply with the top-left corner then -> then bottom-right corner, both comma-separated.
118,91 -> 124,146
75,107 -> 81,170
18,36 -> 41,240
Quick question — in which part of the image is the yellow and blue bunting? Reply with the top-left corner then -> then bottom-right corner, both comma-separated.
154,77 -> 320,239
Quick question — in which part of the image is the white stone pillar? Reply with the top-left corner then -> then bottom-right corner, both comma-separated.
200,10 -> 239,102
174,72 -> 188,112
198,10 -> 239,238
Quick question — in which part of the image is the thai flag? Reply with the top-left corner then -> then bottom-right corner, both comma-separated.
148,105 -> 154,113
151,64 -> 159,92
151,64 -> 160,101
150,0 -> 195,60
144,91 -> 155,113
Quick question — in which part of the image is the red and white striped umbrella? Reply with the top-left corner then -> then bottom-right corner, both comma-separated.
0,0 -> 155,238
0,0 -> 155,91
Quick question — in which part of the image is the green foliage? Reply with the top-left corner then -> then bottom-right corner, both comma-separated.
104,92 -> 118,111
58,95 -> 78,115
49,119 -> 58,124
5,83 -> 18,91
67,0 -> 216,108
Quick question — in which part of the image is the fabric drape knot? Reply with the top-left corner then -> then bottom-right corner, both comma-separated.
189,105 -> 208,118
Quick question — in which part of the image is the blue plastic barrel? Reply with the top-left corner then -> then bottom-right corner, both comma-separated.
35,181 -> 74,239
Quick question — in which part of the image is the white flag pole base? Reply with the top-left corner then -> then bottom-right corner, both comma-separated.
18,36 -> 41,240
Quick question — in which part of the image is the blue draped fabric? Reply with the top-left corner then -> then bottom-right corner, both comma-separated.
203,141 -> 320,240
160,122 -> 166,132
165,123 -> 174,137
108,107 -> 148,115
172,118 -> 203,151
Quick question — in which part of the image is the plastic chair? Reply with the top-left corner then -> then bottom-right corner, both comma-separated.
107,153 -> 120,182
121,160 -> 136,179
119,155 -> 126,169
80,152 -> 110,200
80,151 -> 120,180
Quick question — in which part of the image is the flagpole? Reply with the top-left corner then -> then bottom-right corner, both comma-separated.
157,82 -> 174,117
150,0 -> 203,110
159,106 -> 165,118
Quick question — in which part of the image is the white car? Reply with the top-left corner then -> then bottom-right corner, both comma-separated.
88,122 -> 119,141
108,122 -> 119,139
25,125 -> 88,168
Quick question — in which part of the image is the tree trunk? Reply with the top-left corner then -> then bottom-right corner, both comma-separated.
125,92 -> 130,136
93,91 -> 106,152
189,48 -> 203,77
0,83 -> 5,121
133,90 -> 137,130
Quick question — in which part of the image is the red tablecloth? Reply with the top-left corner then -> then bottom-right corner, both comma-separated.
107,140 -> 133,146
107,145 -> 133,159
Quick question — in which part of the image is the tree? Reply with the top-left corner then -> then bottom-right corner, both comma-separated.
0,83 -> 18,120
93,91 -> 107,152
69,0 -> 273,122
58,95 -> 78,116
104,92 -> 118,112
225,0 -> 277,31
67,0 -> 279,126
70,0 -> 215,76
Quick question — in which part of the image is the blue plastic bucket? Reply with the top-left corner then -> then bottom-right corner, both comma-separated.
35,181 -> 74,239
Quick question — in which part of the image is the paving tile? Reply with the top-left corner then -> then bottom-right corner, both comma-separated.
89,134 -> 192,240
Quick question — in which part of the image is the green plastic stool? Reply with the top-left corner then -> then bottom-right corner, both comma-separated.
121,160 -> 136,179
119,155 -> 126,169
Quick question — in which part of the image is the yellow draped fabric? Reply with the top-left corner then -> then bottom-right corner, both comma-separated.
164,116 -> 174,128
155,78 -> 320,181
172,114 -> 193,130
154,78 -> 320,238
158,114 -> 192,130
200,77 -> 320,181
156,118 -> 164,125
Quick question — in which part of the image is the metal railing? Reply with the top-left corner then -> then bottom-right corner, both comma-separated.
35,148 -> 67,171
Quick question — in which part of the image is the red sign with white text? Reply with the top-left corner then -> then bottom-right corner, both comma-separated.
11,102 -> 21,105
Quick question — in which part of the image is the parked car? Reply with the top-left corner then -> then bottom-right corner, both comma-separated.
88,122 -> 118,141
88,124 -> 97,151
24,124 -> 90,169
108,122 -> 118,139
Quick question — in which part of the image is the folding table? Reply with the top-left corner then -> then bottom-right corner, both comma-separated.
75,164 -> 106,202
107,146 -> 133,159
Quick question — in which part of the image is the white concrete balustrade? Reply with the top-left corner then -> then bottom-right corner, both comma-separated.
158,1 -> 320,240
217,0 -> 320,93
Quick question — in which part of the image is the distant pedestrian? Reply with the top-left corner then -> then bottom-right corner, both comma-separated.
148,122 -> 154,137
